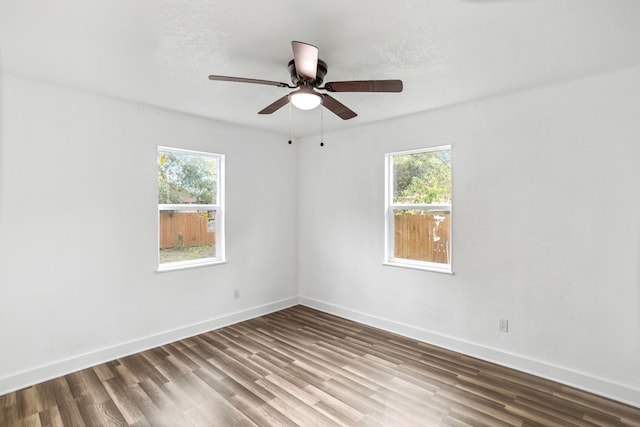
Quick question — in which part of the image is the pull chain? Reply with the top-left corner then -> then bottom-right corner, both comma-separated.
287,102 -> 292,145
320,104 -> 324,147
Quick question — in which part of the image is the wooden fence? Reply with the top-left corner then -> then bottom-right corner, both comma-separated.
160,211 -> 448,260
159,212 -> 214,249
394,213 -> 450,263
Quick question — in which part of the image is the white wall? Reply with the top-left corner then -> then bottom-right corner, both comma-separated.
0,74 -> 298,393
298,66 -> 640,406
2,66 -> 639,407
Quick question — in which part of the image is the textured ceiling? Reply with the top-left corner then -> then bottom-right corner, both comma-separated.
1,0 -> 640,137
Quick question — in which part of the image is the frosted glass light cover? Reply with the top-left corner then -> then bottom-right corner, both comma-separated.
290,92 -> 322,110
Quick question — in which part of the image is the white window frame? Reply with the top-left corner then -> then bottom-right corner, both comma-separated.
157,146 -> 225,272
384,146 -> 452,274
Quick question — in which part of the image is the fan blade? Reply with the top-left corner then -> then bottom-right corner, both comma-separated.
292,41 -> 318,81
258,95 -> 290,115
321,94 -> 357,120
323,80 -> 403,93
208,75 -> 292,88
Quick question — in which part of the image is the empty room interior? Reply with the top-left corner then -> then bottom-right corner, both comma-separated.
1,1 -> 640,425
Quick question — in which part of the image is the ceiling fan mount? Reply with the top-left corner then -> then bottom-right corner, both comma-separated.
208,41 -> 403,120
287,58 -> 327,87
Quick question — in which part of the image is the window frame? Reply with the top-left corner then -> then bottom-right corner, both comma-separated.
384,145 -> 453,274
157,146 -> 225,272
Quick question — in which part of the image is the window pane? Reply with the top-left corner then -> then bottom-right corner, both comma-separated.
394,210 -> 450,264
159,210 -> 216,265
158,150 -> 217,205
393,149 -> 451,204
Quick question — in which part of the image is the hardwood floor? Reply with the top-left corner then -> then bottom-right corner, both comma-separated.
1,305 -> 639,426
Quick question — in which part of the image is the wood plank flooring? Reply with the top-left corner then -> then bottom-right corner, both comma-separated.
1,305 -> 639,426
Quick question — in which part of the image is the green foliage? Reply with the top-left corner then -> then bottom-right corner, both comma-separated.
158,151 -> 217,204
393,149 -> 451,204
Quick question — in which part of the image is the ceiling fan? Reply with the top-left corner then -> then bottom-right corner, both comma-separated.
208,41 -> 403,120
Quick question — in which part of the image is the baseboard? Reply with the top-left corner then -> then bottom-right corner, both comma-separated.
4,295 -> 638,409
299,296 -> 640,409
0,296 -> 299,396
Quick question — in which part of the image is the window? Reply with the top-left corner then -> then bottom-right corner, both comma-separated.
385,146 -> 452,273
158,147 -> 225,271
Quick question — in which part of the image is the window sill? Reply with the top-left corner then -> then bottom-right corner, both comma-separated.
156,259 -> 227,273
383,260 -> 453,274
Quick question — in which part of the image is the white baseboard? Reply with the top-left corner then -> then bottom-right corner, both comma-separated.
299,296 -> 640,409
0,297 -> 299,396
4,295 -> 638,409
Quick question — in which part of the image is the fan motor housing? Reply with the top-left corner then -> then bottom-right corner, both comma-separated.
288,59 -> 327,86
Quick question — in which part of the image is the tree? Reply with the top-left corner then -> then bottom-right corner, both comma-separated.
393,150 -> 451,204
158,151 -> 217,204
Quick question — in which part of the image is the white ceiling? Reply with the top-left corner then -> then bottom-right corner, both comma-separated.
2,0 -> 640,138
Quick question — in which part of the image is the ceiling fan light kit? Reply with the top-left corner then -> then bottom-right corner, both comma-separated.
290,86 -> 322,110
208,41 -> 403,121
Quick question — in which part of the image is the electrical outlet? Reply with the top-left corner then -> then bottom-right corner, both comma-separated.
233,289 -> 240,299
499,319 -> 509,333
